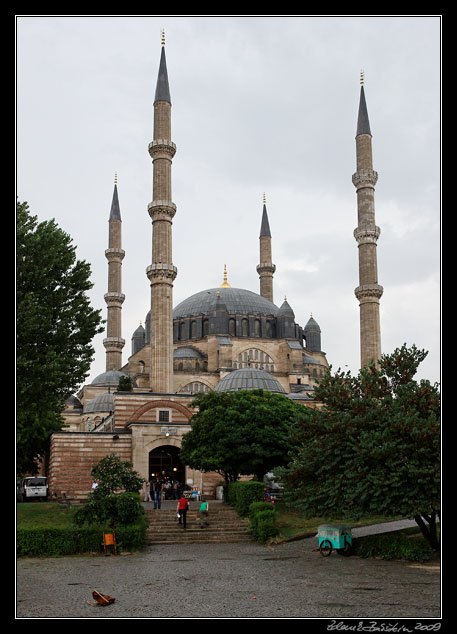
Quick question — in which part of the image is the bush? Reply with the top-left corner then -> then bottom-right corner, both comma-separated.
17,515 -> 148,557
226,481 -> 265,517
73,492 -> 144,528
353,533 -> 434,562
248,503 -> 278,543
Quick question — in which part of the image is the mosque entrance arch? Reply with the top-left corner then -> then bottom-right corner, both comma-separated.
148,445 -> 185,485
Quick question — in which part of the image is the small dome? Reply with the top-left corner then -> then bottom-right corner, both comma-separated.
215,367 -> 286,394
83,392 -> 115,414
91,370 -> 134,387
304,315 -> 321,332
132,323 -> 145,337
277,298 -> 294,317
65,394 -> 82,409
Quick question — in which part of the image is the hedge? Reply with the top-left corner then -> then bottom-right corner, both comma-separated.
224,481 -> 265,517
353,533 -> 434,562
248,501 -> 278,543
17,517 -> 148,557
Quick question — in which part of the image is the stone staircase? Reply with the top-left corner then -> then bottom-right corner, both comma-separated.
144,501 -> 253,545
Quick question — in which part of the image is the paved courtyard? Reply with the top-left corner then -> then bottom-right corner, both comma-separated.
16,520 -> 440,619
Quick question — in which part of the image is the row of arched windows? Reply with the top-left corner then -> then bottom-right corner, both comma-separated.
177,318 -> 276,340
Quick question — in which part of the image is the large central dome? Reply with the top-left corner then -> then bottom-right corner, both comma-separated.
173,287 -> 279,320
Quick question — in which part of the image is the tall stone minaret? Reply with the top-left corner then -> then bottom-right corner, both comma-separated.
256,194 -> 276,303
146,32 -> 177,393
104,173 -> 125,371
352,72 -> 383,368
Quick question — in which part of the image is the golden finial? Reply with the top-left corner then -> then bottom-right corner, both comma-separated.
220,264 -> 231,288
114,171 -> 117,184
263,192 -> 266,204
360,69 -> 364,86
161,29 -> 165,47
284,295 -> 287,302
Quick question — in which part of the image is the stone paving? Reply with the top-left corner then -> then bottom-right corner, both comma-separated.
16,516 -> 441,620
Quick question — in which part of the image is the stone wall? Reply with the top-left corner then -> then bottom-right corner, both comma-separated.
48,432 -> 132,503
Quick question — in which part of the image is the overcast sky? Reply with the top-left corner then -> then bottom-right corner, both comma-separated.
16,15 -> 441,389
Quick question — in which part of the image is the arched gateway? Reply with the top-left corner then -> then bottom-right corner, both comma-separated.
148,445 -> 185,484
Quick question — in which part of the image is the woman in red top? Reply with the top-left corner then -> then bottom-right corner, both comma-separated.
177,495 -> 189,528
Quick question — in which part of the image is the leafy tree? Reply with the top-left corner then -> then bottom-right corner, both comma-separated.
90,453 -> 144,496
117,375 -> 133,391
16,201 -> 104,475
73,454 -> 144,528
179,389 -> 306,483
279,344 -> 441,550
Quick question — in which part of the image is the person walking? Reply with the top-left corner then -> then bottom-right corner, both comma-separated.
143,480 -> 152,502
177,494 -> 189,529
153,479 -> 163,510
199,498 -> 209,528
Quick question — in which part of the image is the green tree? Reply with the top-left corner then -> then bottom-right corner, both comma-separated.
279,344 -> 441,550
180,389 -> 306,483
117,375 -> 133,391
73,454 -> 144,529
16,201 -> 104,475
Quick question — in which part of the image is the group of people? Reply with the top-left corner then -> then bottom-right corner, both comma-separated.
142,478 -> 185,508
176,495 -> 209,529
141,478 -> 209,529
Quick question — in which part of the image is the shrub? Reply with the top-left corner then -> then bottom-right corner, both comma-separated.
17,515 -> 148,556
248,504 -> 278,543
73,492 -> 144,529
226,481 -> 265,516
353,533 -> 434,562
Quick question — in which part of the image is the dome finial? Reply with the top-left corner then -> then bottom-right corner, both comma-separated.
161,28 -> 165,47
114,171 -> 117,185
360,68 -> 364,86
220,264 -> 231,288
263,192 -> 266,204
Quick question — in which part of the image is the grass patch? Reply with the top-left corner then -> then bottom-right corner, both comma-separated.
16,502 -> 148,557
272,502 -> 402,543
17,502 -> 78,528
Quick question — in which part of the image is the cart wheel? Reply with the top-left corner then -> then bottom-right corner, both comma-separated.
337,540 -> 352,556
319,540 -> 332,557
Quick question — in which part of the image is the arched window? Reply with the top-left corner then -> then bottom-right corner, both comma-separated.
266,321 -> 272,338
237,349 -> 276,371
228,318 -> 236,336
254,319 -> 260,337
241,319 -> 249,337
179,321 -> 186,340
202,319 -> 209,336
177,382 -> 211,394
191,321 -> 197,339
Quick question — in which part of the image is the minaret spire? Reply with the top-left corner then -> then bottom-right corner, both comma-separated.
104,173 -> 125,371
146,35 -> 177,392
352,74 -> 383,367
256,193 -> 275,303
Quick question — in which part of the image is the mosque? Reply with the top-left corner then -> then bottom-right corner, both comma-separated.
48,39 -> 382,502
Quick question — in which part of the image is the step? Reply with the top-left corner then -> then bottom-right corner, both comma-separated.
143,504 -> 253,544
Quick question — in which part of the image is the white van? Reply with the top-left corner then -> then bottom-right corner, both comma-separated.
17,477 -> 48,502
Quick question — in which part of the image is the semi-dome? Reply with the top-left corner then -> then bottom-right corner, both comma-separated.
214,367 -> 286,393
173,287 -> 279,320
174,346 -> 206,359
83,392 -> 115,414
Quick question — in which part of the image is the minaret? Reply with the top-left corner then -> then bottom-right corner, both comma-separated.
146,32 -> 177,393
256,194 -> 276,303
103,173 -> 126,371
352,71 -> 383,367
